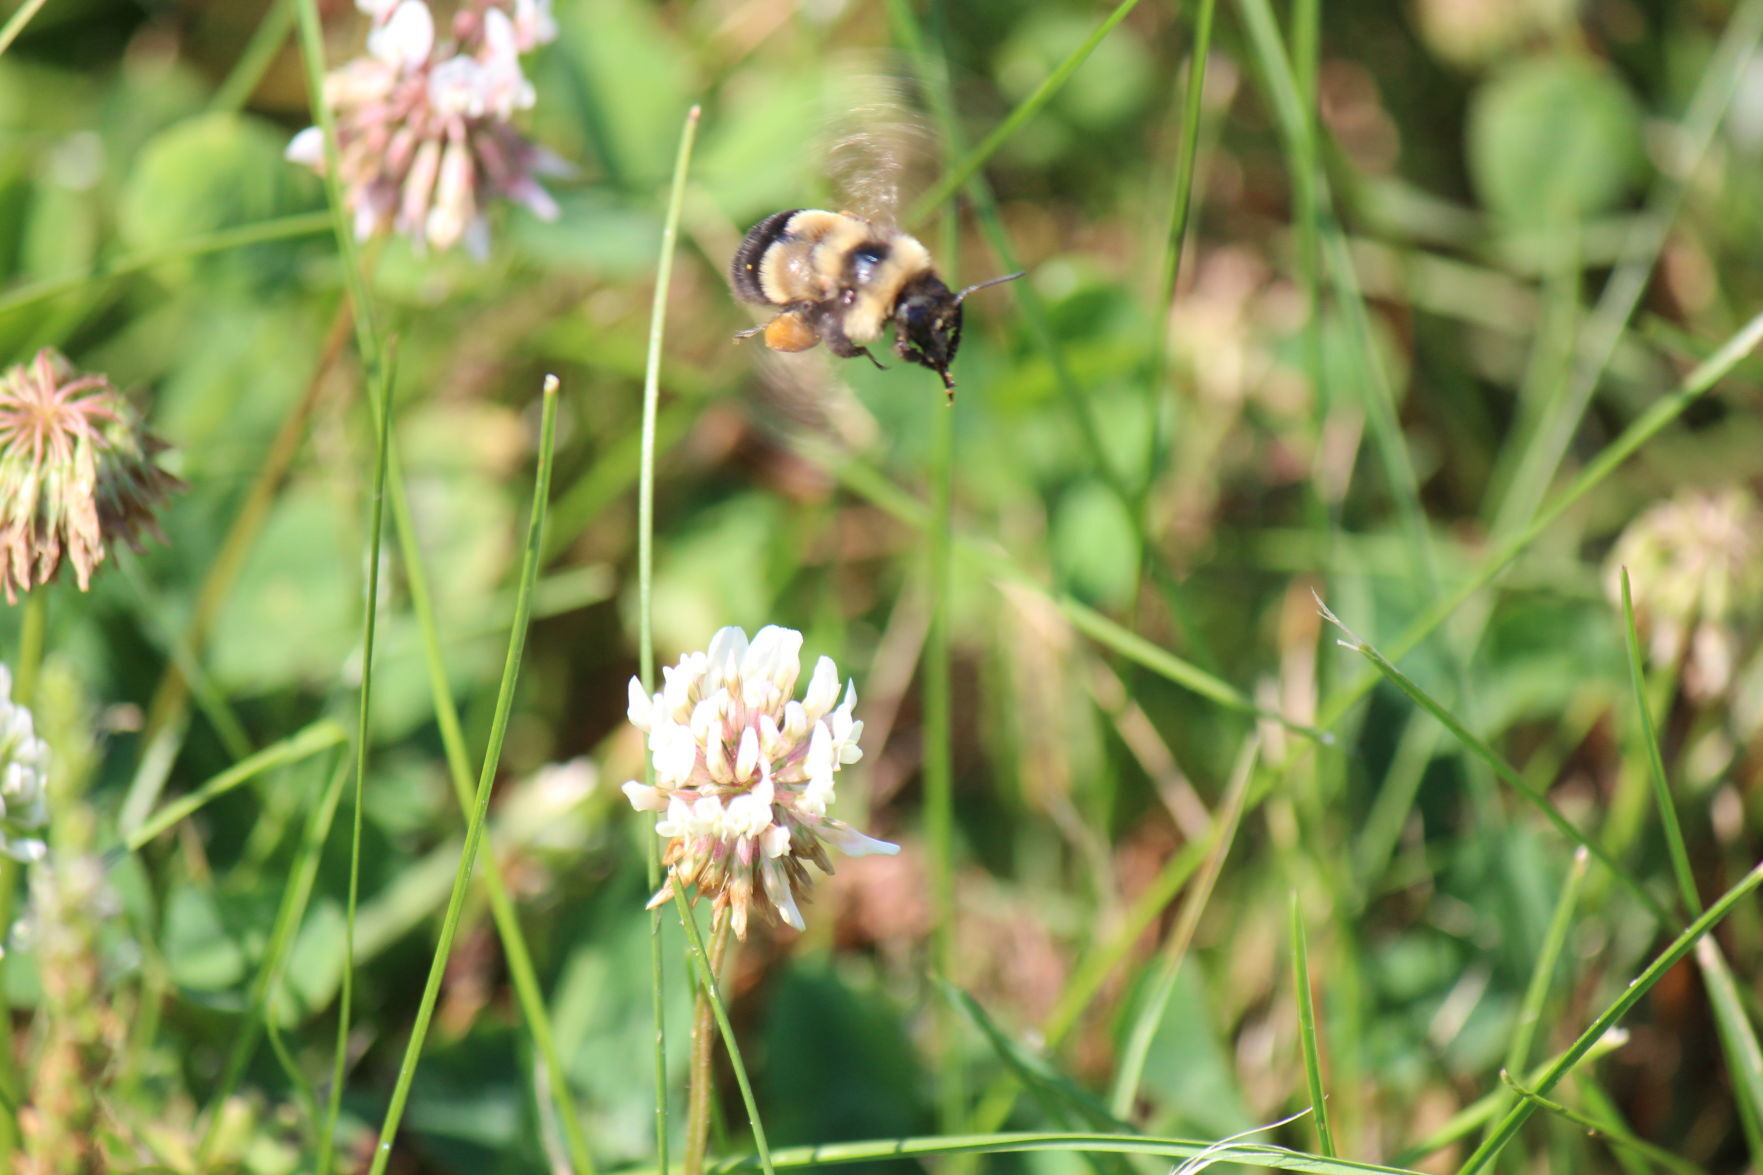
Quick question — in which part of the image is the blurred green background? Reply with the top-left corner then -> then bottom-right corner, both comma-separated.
2,0 -> 1763,1171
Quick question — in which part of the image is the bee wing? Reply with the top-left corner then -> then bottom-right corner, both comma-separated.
818,63 -> 936,231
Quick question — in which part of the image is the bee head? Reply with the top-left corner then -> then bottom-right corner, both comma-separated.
892,274 -> 963,391
892,270 -> 1026,396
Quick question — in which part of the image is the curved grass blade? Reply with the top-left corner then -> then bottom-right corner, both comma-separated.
124,719 -> 347,850
1319,600 -> 1669,926
365,377 -> 561,1174
1455,860 -> 1763,1175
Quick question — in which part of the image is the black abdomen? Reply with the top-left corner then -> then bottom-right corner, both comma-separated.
730,209 -> 801,304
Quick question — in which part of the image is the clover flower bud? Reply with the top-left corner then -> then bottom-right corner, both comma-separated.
0,666 -> 49,865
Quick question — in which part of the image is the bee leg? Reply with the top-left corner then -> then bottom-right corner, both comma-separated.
733,324 -> 766,341
821,317 -> 888,371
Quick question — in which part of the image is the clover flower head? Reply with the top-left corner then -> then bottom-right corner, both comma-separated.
287,0 -> 567,257
622,625 -> 897,939
1607,486 -> 1763,699
0,666 -> 49,866
0,349 -> 183,603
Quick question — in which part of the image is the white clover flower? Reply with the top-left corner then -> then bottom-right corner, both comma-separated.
0,666 -> 49,864
285,0 -> 566,257
1607,486 -> 1763,700
623,625 -> 897,939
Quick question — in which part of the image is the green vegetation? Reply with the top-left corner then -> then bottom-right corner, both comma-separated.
1,0 -> 1761,1171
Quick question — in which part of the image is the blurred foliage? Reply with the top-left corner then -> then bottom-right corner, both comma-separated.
0,0 -> 1762,1171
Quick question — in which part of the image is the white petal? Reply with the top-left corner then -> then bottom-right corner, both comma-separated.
622,781 -> 667,812
782,695 -> 807,740
806,721 -> 834,784
626,677 -> 653,731
368,0 -> 435,68
654,796 -> 693,838
758,712 -> 785,758
763,862 -> 805,931
761,823 -> 790,859
653,725 -> 698,786
285,126 -> 325,169
822,823 -> 899,858
705,627 -> 749,689
742,626 -> 803,695
735,727 -> 760,782
802,656 -> 839,720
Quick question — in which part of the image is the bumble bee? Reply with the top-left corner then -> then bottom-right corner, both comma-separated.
730,208 -> 1022,401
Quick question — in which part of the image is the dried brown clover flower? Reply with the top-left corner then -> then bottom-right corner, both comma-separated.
0,349 -> 183,603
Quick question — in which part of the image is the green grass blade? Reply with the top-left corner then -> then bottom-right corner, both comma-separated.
1487,844 -> 1590,1154
1455,860 -> 1763,1175
1497,1071 -> 1703,1175
384,440 -> 599,1175
210,0 -> 295,112
1290,892 -> 1336,1156
810,440 -> 1328,741
1392,1030 -> 1632,1163
1501,847 -> 1589,1082
193,752 -> 350,1166
639,102 -> 702,1175
889,0 -> 1216,674
290,3 -> 395,1168
1322,602 -> 1668,925
1110,733 -> 1258,1117
905,0 -> 1147,225
1234,0 -> 1438,594
1320,294 -> 1763,731
1619,570 -> 1699,916
1696,938 -> 1763,1161
689,1130 -> 1429,1175
123,719 -> 346,850
365,376 -> 561,1174
0,212 -> 331,319
1489,0 -> 1763,536
0,0 -> 50,59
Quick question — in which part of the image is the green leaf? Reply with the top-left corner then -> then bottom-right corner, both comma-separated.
1466,57 -> 1642,227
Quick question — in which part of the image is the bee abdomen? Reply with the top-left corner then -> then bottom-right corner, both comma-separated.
731,209 -> 802,304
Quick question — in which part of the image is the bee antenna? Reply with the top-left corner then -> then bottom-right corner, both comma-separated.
953,271 -> 1026,305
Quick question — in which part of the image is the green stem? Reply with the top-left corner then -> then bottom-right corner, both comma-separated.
685,907 -> 734,1175
640,102 -> 701,1175
669,889 -> 776,1175
13,590 -> 45,706
365,378 -> 560,1174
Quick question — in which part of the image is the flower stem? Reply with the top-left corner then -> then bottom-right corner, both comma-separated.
684,904 -> 734,1175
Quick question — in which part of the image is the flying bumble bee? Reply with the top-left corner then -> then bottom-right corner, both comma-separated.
727,75 -> 1022,401
730,209 -> 1021,400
